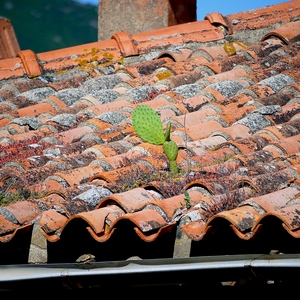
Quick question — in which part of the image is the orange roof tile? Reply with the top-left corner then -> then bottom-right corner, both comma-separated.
1,1 -> 300,277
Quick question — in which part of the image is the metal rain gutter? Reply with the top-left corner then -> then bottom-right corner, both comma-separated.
0,253 -> 299,288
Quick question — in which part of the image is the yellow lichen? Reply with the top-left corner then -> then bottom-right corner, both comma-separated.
223,41 -> 248,56
235,41 -> 248,48
155,70 -> 173,80
223,43 -> 237,56
73,47 -> 123,72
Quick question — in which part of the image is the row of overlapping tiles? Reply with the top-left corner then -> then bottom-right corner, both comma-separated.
1,21 -> 300,246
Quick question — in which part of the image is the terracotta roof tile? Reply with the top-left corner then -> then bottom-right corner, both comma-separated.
1,1 -> 300,268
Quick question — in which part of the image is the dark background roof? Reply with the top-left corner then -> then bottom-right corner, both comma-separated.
0,0 -> 98,53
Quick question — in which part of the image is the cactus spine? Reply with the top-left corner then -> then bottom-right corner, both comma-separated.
132,105 -> 178,174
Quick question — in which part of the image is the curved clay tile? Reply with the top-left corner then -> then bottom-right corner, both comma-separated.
220,105 -> 257,126
47,75 -> 88,92
0,223 -> 32,243
156,48 -> 192,62
283,118 -> 300,136
241,186 -> 299,214
17,50 -> 42,78
3,200 -> 42,226
0,57 -> 26,80
47,164 -> 103,188
270,134 -> 300,156
261,20 -> 300,45
76,95 -> 103,108
53,102 -> 91,117
202,86 -> 225,101
133,20 -> 224,52
43,95 -> 68,111
129,142 -> 164,157
53,126 -> 95,145
182,95 -> 210,112
147,101 -> 185,119
95,150 -> 147,170
174,119 -> 224,142
244,39 -> 284,61
257,92 -> 296,107
170,107 -> 217,128
181,189 -> 264,240
222,135 -> 273,155
244,84 -> 275,98
280,205 -> 300,238
226,1 -> 300,32
257,121 -> 300,141
182,135 -> 227,156
111,31 -> 138,57
29,179 -> 63,194
184,180 -> 218,197
80,118 -> 113,132
0,129 -> 10,140
146,191 -> 200,221
246,168 -> 298,195
157,58 -> 199,78
83,99 -> 134,116
38,209 -> 68,238
250,200 -> 300,239
121,57 -> 175,78
38,39 -> 122,74
98,188 -> 157,213
0,213 -> 20,239
121,74 -> 160,88
0,102 -> 16,115
17,164 -> 61,187
231,149 -> 275,170
183,147 -> 235,166
191,45 -> 228,62
154,90 -> 185,104
84,144 -> 121,158
6,95 -> 37,110
142,181 -> 174,199
7,102 -> 56,119
208,205 -> 262,235
180,221 -> 213,241
198,67 -> 252,88
161,69 -> 206,89
271,102 -> 300,125
59,205 -> 125,242
133,222 -> 175,242
204,12 -> 229,32
211,123 -> 250,141
85,136 -> 141,158
118,209 -> 176,242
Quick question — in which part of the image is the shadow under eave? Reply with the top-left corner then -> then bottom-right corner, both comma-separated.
47,218 -> 177,263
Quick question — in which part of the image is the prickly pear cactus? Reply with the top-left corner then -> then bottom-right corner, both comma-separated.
163,140 -> 178,161
132,105 -> 165,145
163,140 -> 178,174
132,104 -> 179,174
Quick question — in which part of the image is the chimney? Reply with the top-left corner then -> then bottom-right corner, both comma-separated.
98,0 -> 197,41
0,17 -> 20,59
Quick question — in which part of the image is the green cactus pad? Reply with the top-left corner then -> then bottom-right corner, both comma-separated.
164,121 -> 171,141
163,140 -> 178,161
132,105 -> 165,145
169,160 -> 178,174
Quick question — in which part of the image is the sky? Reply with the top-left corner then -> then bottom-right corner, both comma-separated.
75,0 -> 286,20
